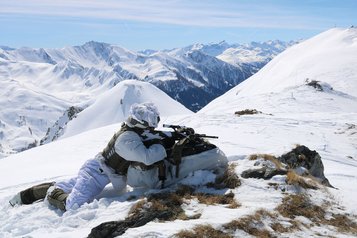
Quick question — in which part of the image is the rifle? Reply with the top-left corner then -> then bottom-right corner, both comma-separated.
142,124 -> 218,179
162,124 -> 218,139
162,124 -> 218,178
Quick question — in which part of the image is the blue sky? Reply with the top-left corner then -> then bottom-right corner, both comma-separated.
0,0 -> 356,50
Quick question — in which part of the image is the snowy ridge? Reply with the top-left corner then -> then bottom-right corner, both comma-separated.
40,106 -> 83,145
221,28 -> 357,98
201,28 -> 357,115
217,40 -> 296,67
0,28 -> 356,237
61,80 -> 192,139
0,39 -> 291,158
198,27 -> 357,217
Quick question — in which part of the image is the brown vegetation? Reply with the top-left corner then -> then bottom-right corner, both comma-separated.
277,194 -> 325,221
196,191 -> 240,208
235,109 -> 262,116
271,220 -> 300,233
223,209 -> 276,238
174,192 -> 357,238
128,184 -> 240,225
175,209 -> 276,238
286,170 -> 319,190
325,214 -> 357,233
128,192 -> 186,222
207,164 -> 241,189
175,225 -> 232,238
249,153 -> 285,170
276,193 -> 357,235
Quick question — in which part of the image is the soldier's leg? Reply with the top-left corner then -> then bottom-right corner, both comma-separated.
65,159 -> 110,210
50,158 -> 110,211
9,182 -> 54,206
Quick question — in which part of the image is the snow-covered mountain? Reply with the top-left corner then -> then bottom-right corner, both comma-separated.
60,80 -> 192,139
197,27 -> 357,216
0,40 -> 292,112
0,28 -> 356,237
39,80 -> 192,145
201,28 -> 357,113
0,40 -> 292,158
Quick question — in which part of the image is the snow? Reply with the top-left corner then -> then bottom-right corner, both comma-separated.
217,40 -> 296,66
61,80 -> 192,139
1,28 -> 357,237
0,39 -> 291,157
219,28 -> 357,98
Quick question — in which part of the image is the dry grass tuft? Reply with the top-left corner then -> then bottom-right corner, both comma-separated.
128,199 -> 147,216
235,109 -> 262,116
209,164 -> 241,189
223,209 -> 275,238
175,225 -> 232,238
249,154 -> 276,161
286,170 -> 319,190
276,193 -> 357,235
176,209 -> 275,238
249,154 -> 285,170
196,191 -> 240,208
324,214 -> 357,233
128,192 -> 187,222
175,185 -> 240,208
271,220 -> 301,233
130,185 -> 240,221
277,194 -> 325,222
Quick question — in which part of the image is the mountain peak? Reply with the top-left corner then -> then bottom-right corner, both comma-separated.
0,45 -> 15,51
201,27 -> 357,114
61,80 -> 192,139
82,40 -> 111,48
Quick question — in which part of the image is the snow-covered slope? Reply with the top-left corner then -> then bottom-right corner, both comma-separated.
201,28 -> 357,114
0,28 -> 356,237
61,80 -> 192,139
0,40 -> 292,158
0,74 -> 71,155
197,27 -> 357,216
217,40 -> 296,68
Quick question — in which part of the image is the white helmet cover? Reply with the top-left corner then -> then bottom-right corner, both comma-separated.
127,102 -> 160,128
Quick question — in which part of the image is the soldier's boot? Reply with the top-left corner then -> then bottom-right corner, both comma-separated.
47,187 -> 68,211
9,182 -> 55,206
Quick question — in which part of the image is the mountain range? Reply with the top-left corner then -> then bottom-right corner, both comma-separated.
0,28 -> 356,237
0,39 -> 294,158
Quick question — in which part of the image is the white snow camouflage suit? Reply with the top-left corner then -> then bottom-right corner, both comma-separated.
55,124 -> 228,210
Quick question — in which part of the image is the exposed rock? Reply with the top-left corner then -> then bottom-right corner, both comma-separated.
241,145 -> 333,188
88,192 -> 186,238
306,79 -> 323,91
235,109 -> 262,116
40,106 -> 83,145
277,145 -> 333,187
89,179 -> 239,237
241,167 -> 287,179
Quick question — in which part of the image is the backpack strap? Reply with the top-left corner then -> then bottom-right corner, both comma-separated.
171,137 -> 191,178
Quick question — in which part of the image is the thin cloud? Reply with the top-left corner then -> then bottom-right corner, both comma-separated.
0,0 -> 327,29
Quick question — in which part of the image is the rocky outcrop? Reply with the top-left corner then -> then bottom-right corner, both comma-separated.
241,145 -> 333,188
40,106 -> 83,145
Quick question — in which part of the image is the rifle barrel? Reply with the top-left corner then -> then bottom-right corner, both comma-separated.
163,124 -> 181,129
196,134 -> 219,139
163,124 -> 218,139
